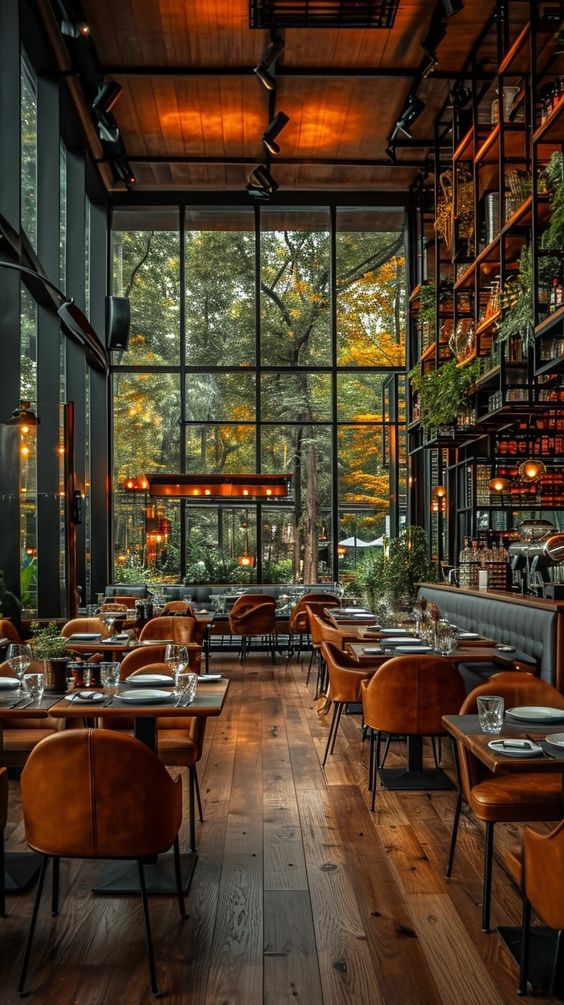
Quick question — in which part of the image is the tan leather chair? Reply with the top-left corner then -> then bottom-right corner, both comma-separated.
60,617 -> 109,638
307,609 -> 350,697
118,644 -> 167,680
320,641 -> 375,766
103,595 -> 140,608
362,654 -> 466,811
18,729 -> 184,997
0,662 -> 58,766
0,619 -> 22,644
287,593 -> 339,662
139,615 -> 196,645
447,672 -> 564,932
506,818 -> 564,997
228,595 -> 277,663
0,766 -> 8,916
162,600 -> 195,615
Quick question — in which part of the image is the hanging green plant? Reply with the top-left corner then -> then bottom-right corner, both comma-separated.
496,243 -> 533,345
418,277 -> 451,327
540,151 -> 564,287
408,357 -> 480,431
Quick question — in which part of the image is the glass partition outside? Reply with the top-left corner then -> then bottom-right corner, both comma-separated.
111,205 -> 407,585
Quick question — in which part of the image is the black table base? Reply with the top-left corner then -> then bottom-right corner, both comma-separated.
92,852 -> 197,896
5,852 -> 42,893
498,926 -> 564,999
378,767 -> 454,791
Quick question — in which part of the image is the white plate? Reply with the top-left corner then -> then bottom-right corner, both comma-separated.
340,607 -> 370,614
392,645 -> 434,654
545,733 -> 564,748
506,706 -> 564,723
380,636 -> 419,644
197,674 -> 222,681
119,689 -> 175,704
378,628 -> 410,635
362,647 -> 382,655
137,639 -> 173,646
68,633 -> 102,641
64,691 -> 105,704
488,739 -> 543,758
0,677 -> 19,689
459,632 -> 481,639
496,645 -> 516,653
125,673 -> 173,686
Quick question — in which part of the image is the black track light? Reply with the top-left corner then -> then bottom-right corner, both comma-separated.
385,143 -> 396,164
395,93 -> 425,139
61,18 -> 90,37
253,37 -> 284,91
95,111 -> 120,144
92,80 -> 122,114
441,0 -> 464,14
262,111 -> 290,155
111,157 -> 136,185
246,164 -> 279,200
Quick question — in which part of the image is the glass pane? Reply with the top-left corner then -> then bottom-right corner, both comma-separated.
336,208 -> 406,367
185,208 -> 255,367
84,197 -> 91,319
337,373 -> 386,421
185,424 -> 255,473
113,372 -> 180,480
262,424 -> 331,583
59,143 -> 67,290
338,425 -> 389,513
260,208 -> 331,366
338,512 -> 386,578
112,207 -> 180,365
20,286 -> 37,402
185,507 -> 257,585
185,372 -> 255,421
262,509 -> 333,584
261,373 -> 331,421
21,54 -> 37,247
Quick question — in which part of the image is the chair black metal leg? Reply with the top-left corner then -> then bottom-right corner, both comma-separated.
271,634 -> 276,663
0,831 -> 5,917
518,896 -> 531,995
330,704 -> 344,756
18,855 -> 49,996
446,792 -> 462,878
482,821 -> 495,932
188,765 -> 197,853
173,838 -> 186,918
322,703 -> 337,766
549,928 -> 563,1000
51,856 -> 60,916
380,733 -> 392,769
431,736 -> 442,768
371,759 -> 377,812
368,729 -> 375,792
194,764 -> 204,822
137,860 -> 159,998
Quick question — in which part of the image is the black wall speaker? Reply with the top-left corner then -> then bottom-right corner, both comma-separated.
106,295 -> 130,351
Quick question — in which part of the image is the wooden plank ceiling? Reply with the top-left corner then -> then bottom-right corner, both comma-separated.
80,0 -> 496,194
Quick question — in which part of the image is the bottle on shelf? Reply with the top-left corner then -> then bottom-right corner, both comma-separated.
458,537 -> 471,588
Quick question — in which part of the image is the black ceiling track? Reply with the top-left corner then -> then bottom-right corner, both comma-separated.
249,1 -> 399,29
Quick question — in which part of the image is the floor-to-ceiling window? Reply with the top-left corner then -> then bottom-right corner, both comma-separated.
111,204 -> 407,585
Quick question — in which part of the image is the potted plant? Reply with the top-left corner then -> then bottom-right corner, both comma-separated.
351,527 -> 437,609
30,621 -> 69,692
408,358 -> 480,432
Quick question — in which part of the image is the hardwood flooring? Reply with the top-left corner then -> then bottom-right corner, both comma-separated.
0,655 -> 557,1004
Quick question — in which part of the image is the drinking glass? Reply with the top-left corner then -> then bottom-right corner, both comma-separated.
22,672 -> 45,704
174,672 -> 198,705
477,695 -> 504,734
100,662 -> 121,696
435,620 -> 459,655
164,644 -> 189,685
7,643 -> 33,691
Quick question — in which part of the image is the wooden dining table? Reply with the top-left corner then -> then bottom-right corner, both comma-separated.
48,676 -> 230,894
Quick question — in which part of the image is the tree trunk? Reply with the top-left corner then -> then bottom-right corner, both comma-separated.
302,440 -> 318,583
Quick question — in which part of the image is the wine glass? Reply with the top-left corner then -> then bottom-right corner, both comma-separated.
7,643 -> 33,692
164,644 -> 189,685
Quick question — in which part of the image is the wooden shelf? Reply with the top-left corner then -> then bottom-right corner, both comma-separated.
533,96 -> 564,145
534,305 -> 564,339
475,125 -> 527,166
535,354 -> 564,378
475,364 -> 501,388
498,23 -> 530,75
476,312 -> 501,336
453,127 -> 474,163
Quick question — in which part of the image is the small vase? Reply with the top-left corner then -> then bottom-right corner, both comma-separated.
43,657 -> 69,693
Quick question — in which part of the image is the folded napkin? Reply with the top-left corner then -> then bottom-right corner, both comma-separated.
72,691 -> 104,701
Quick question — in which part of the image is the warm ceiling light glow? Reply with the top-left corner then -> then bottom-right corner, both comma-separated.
433,484 -> 447,498
205,489 -> 211,495
193,488 -> 201,495
489,476 -> 511,493
126,480 -> 134,489
266,488 -> 272,496
519,459 -> 547,482
243,489 -> 249,496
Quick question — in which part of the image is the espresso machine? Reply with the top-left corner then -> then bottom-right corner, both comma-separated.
508,524 -> 564,598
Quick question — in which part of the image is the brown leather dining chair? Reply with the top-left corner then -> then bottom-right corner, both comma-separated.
447,672 -> 564,932
361,654 -> 466,811
228,594 -> 277,663
60,617 -> 109,639
18,728 -> 184,997
0,619 -> 23,645
506,818 -> 564,998
162,600 -> 195,615
0,766 -> 8,917
139,615 -> 196,645
286,593 -> 340,663
320,641 -> 375,766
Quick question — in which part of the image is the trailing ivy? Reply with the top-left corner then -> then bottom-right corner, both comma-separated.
408,357 -> 481,431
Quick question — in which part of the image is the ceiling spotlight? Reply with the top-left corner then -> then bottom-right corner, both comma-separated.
61,18 -> 90,37
395,93 -> 425,139
92,80 -> 122,114
518,459 -> 547,483
441,0 -> 464,13
247,163 -> 279,201
111,157 -> 136,185
253,36 -> 284,91
95,111 -> 120,144
262,111 -> 290,155
385,143 -> 396,163
489,476 -> 511,493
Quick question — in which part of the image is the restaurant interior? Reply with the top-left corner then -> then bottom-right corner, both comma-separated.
1,0 -> 564,1001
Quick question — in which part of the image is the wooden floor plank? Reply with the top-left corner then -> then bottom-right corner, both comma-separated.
0,654 -> 558,1005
